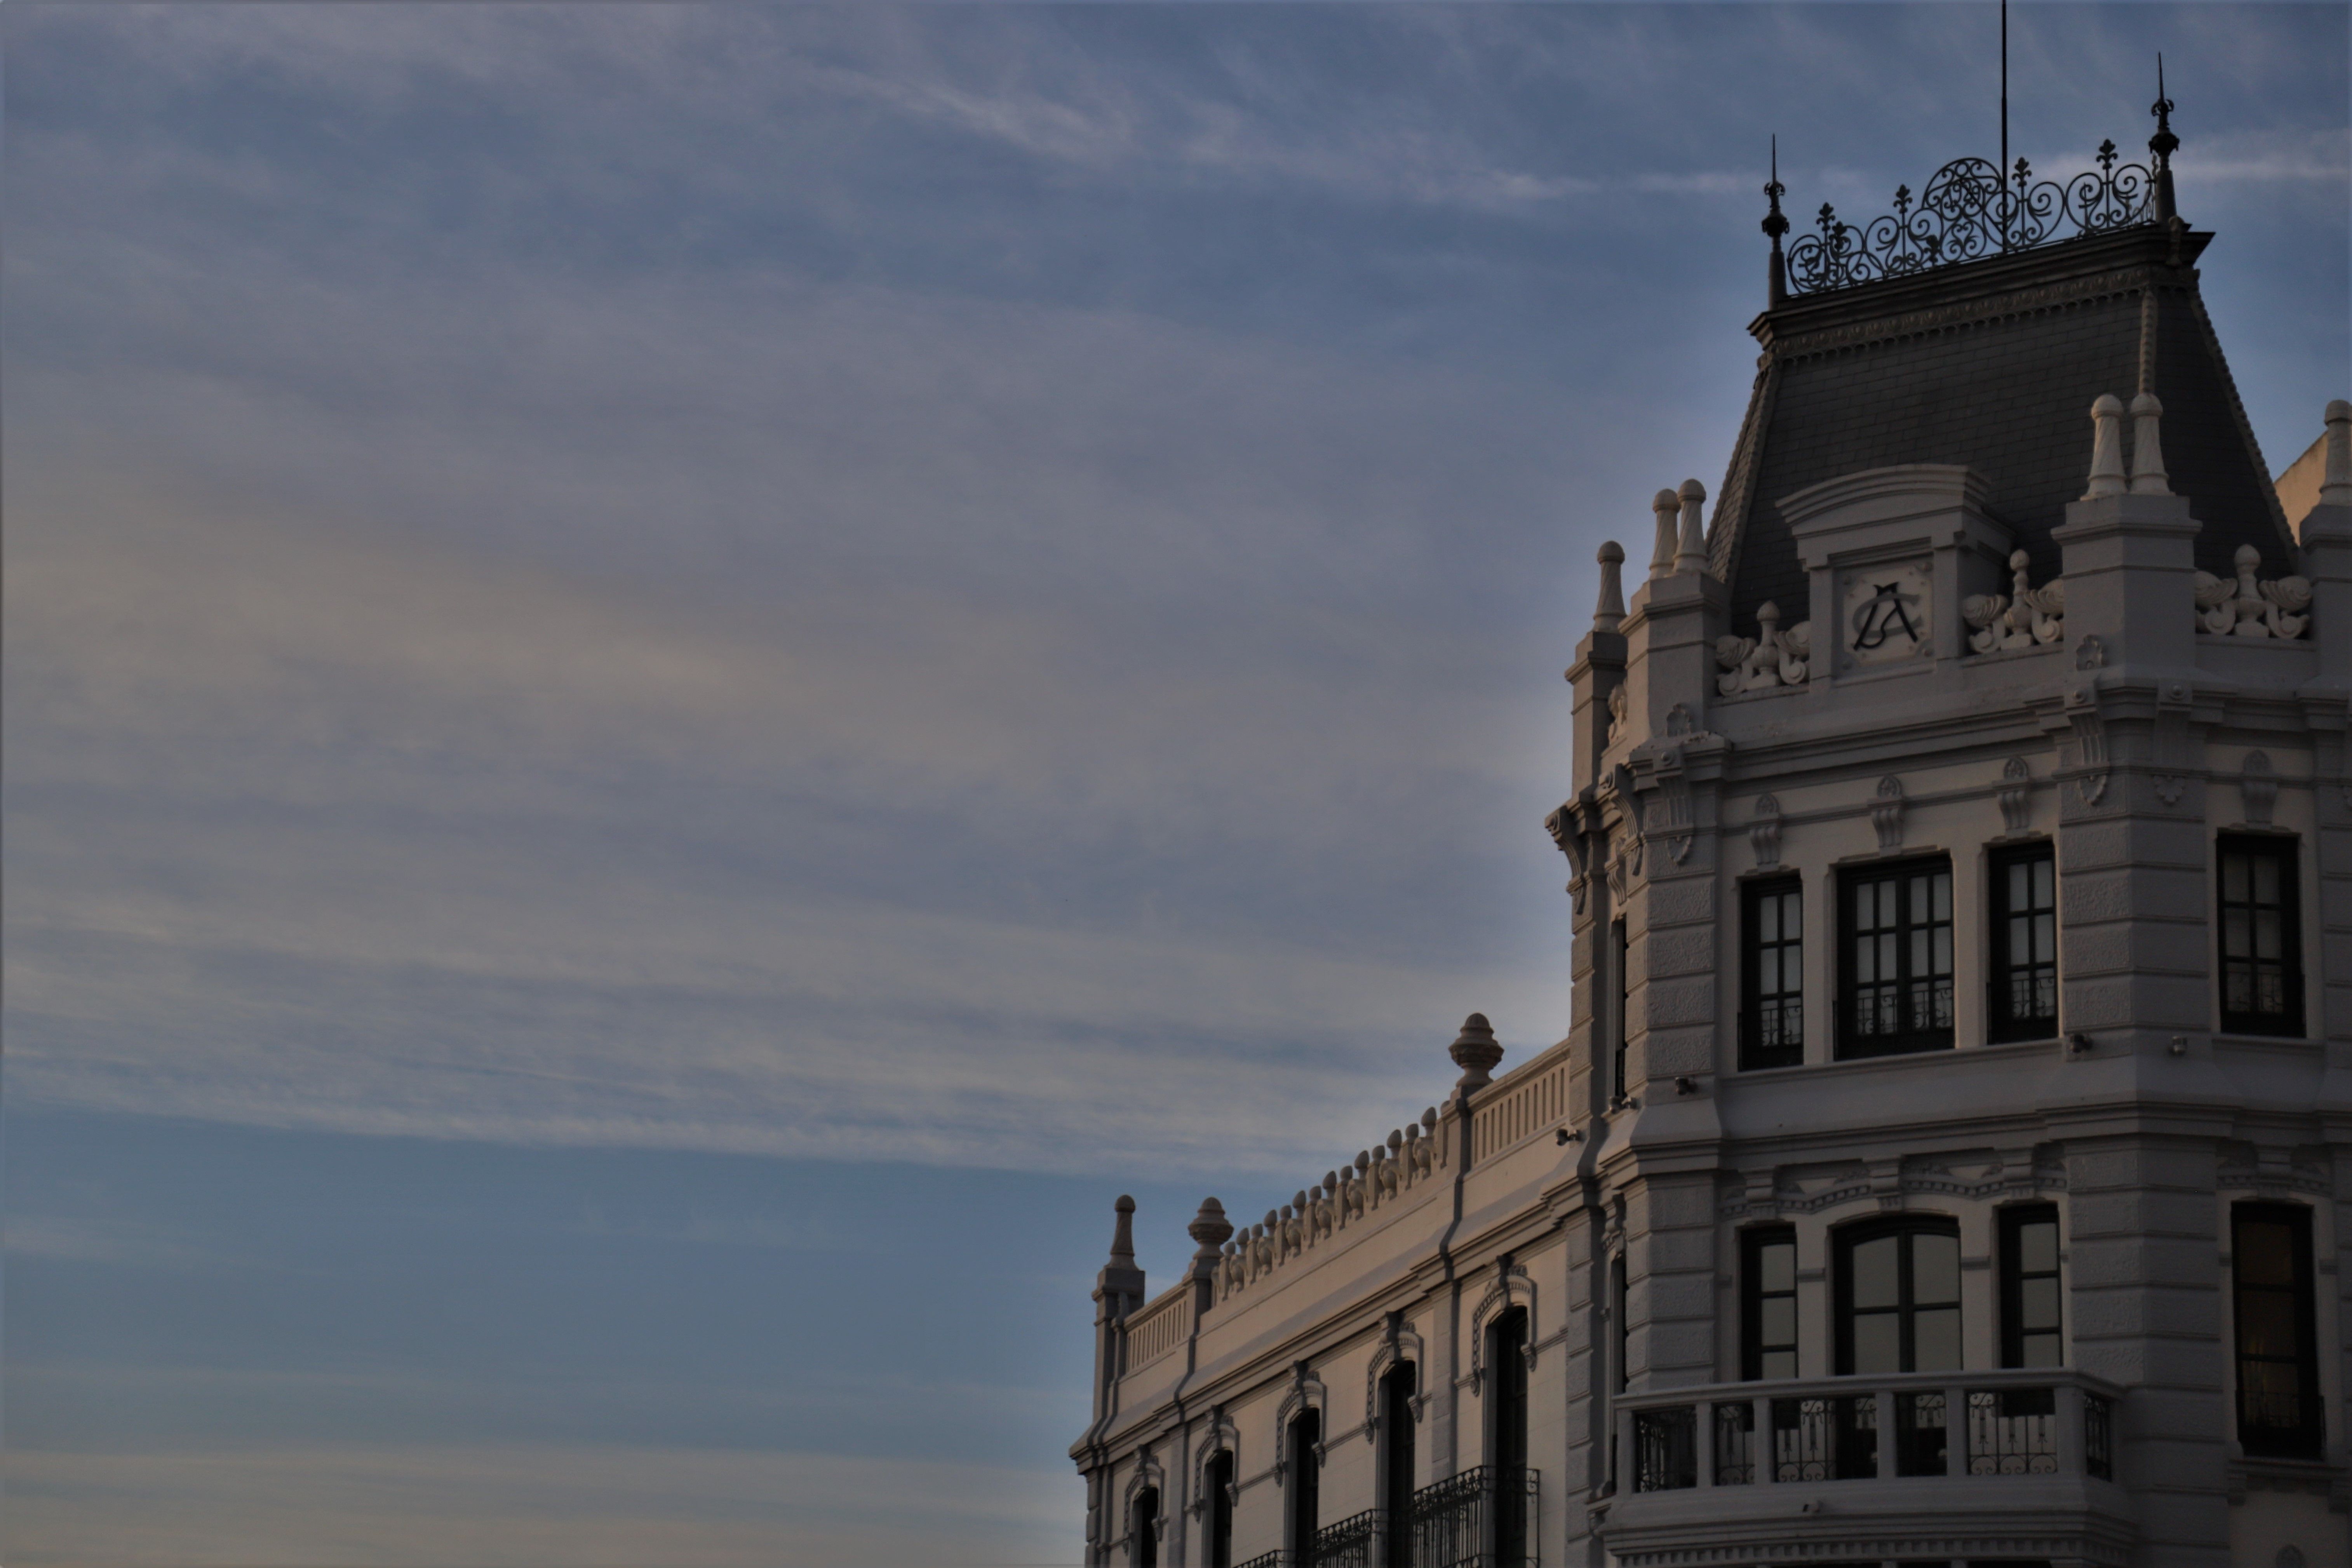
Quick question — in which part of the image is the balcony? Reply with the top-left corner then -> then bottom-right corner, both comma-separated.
1604,1370 -> 2131,1568
1234,1466 -> 1540,1568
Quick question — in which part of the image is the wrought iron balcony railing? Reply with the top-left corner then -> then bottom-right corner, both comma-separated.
1616,1368 -> 2117,1497
1233,1467 -> 1542,1568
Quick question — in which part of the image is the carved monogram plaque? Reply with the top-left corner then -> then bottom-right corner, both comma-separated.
1842,560 -> 1932,667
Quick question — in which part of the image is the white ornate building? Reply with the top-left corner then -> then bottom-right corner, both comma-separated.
1072,97 -> 2349,1568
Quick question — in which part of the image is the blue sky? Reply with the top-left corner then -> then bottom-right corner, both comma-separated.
3,4 -> 2343,1564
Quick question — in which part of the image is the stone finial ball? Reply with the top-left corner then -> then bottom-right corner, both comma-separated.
2326,398 -> 2350,421
2130,391 -> 2162,416
1450,1012 -> 1505,1083
2091,392 -> 2125,417
1189,1197 -> 1235,1250
1652,489 -> 1679,512
1115,1194 -> 1135,1214
1598,541 -> 1624,564
1422,1107 -> 1438,1129
1678,477 -> 1707,503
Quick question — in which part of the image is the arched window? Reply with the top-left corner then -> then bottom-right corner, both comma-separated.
1129,1485 -> 1158,1568
1378,1362 -> 1416,1567
1487,1306 -> 1529,1566
1834,1216 -> 1960,1374
1285,1409 -> 1321,1560
1203,1450 -> 1233,1568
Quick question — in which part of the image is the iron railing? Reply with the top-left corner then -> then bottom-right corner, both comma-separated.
1408,1465 -> 1540,1568
1619,1370 -> 2119,1495
1311,1509 -> 1380,1568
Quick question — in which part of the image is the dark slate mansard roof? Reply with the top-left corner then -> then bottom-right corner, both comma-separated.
1709,220 -> 2300,637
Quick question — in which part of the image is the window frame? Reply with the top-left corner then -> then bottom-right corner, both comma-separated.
1987,841 -> 2060,1043
1833,1215 -> 1963,1376
1740,876 -> 1806,1070
1378,1362 -> 1417,1568
1997,1203 -> 2063,1369
1837,855 -> 1956,1060
1740,1225 -> 1799,1381
1612,917 -> 1631,1101
2231,1202 -> 2323,1458
1131,1484 -> 1159,1568
1285,1407 -> 1321,1559
1204,1450 -> 1234,1568
2216,834 -> 2305,1038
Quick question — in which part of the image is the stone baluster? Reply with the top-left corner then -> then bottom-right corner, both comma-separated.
1674,478 -> 1710,575
2082,393 -> 2127,498
1594,541 -> 1626,633
1649,489 -> 1680,580
2128,392 -> 2169,494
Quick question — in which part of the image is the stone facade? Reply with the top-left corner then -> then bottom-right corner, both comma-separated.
1073,168 -> 2350,1568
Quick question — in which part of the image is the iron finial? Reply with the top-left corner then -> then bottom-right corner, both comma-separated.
1763,134 -> 1789,306
2149,54 -> 2178,222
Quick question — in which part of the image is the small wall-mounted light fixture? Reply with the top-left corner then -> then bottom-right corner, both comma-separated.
2066,1032 -> 2095,1055
2168,1035 -> 2188,1056
1675,1075 -> 1701,1096
1555,1126 -> 1583,1145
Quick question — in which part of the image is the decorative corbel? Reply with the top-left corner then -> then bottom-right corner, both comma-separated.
1750,794 -> 1782,869
1871,775 -> 1906,852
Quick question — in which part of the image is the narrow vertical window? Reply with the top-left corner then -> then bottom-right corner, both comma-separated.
1838,858 -> 1954,1058
1205,1450 -> 1233,1568
1132,1485 -> 1159,1568
1999,1206 -> 2063,1368
2218,836 -> 2304,1037
1741,877 -> 1804,1070
1286,1409 -> 1320,1558
1742,1227 -> 1798,1380
1379,1363 -> 1416,1568
1488,1306 -> 1529,1567
1836,1218 -> 1961,1374
2233,1203 -> 2321,1457
1988,843 -> 2058,1042
1612,918 -> 1630,1100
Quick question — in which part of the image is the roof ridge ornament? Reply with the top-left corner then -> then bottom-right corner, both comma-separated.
1769,81 -> 2181,299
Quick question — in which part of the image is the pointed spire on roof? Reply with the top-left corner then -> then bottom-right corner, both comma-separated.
1763,136 -> 1790,307
2150,55 -> 2179,222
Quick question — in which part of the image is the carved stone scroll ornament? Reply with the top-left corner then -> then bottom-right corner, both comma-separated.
1871,775 -> 1906,852
1750,794 -> 1782,869
2071,700 -> 2110,805
2196,545 -> 2312,639
1544,802 -> 1589,911
1962,550 -> 2065,652
1715,600 -> 1813,693
1998,757 -> 2032,835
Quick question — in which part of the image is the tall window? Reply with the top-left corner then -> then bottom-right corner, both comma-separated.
1488,1306 -> 1529,1566
1131,1486 -> 1159,1568
1836,1217 -> 1961,1375
1379,1363 -> 1416,1567
1612,919 -> 1630,1100
2233,1203 -> 2322,1457
1999,1206 -> 2063,1368
1205,1451 -> 1233,1568
1285,1409 -> 1320,1559
1988,844 -> 2058,1042
1741,878 -> 1804,1070
1838,858 -> 1954,1058
1742,1227 -> 1798,1379
2218,836 -> 2304,1037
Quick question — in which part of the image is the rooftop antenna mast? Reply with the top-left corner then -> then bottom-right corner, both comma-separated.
1999,0 -> 2010,247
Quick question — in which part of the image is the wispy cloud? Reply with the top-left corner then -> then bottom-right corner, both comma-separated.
5,1442 -> 1077,1568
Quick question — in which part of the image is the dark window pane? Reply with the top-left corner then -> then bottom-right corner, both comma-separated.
1852,1236 -> 1899,1309
1914,1233 -> 1960,1305
2017,1220 -> 2057,1275
1913,1307 -> 1961,1371
1760,1242 -> 1794,1294
1761,1349 -> 1796,1380
1853,1312 -> 1901,1373
2238,1221 -> 2296,1285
